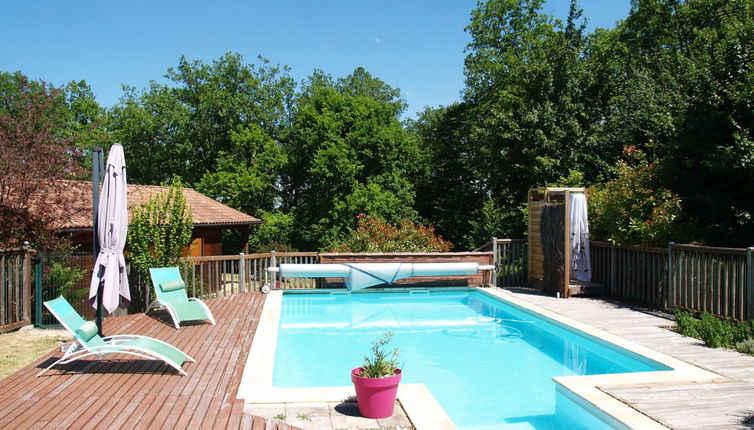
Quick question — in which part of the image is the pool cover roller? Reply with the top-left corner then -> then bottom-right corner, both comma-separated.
272,262 -> 493,291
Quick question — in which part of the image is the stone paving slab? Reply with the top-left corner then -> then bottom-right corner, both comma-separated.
245,400 -> 414,430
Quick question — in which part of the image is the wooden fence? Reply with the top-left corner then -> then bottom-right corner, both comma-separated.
475,238 -> 528,288
586,242 -> 754,320
590,242 -> 670,310
0,247 -> 33,332
480,238 -> 754,320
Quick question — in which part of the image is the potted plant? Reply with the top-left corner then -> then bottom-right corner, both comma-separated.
350,331 -> 402,419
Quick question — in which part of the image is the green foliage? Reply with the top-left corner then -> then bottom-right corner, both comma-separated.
109,53 -> 294,185
588,148 -> 682,246
42,249 -> 86,304
128,184 -> 193,276
332,214 -> 452,253
673,308 -> 700,339
283,68 -> 419,250
735,339 -> 754,355
614,0 -> 754,246
414,0 -> 754,248
196,123 -> 286,216
49,261 -> 86,303
697,313 -> 736,348
358,331 -> 400,379
248,210 -> 296,252
673,308 -> 754,351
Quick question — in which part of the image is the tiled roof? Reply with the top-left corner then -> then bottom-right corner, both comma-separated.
56,180 -> 261,231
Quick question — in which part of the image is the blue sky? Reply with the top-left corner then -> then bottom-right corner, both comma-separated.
1,0 -> 630,118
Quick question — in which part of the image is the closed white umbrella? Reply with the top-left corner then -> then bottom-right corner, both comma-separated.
89,143 -> 130,326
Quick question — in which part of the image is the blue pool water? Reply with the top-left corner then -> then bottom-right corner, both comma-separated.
272,289 -> 670,429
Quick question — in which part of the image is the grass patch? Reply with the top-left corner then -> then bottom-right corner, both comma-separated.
0,327 -> 69,380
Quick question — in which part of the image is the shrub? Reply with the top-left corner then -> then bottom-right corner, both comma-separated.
674,308 -> 754,350
128,184 -> 193,276
673,308 -> 699,338
697,313 -> 734,348
588,148 -> 682,246
42,247 -> 86,304
735,339 -> 754,355
332,214 -> 452,253
49,261 -> 85,303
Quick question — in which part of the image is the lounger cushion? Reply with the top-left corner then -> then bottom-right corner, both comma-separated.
76,321 -> 99,341
160,280 -> 185,292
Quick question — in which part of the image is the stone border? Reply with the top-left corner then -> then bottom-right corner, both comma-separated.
482,288 -> 725,429
236,290 -> 456,430
238,288 -> 724,430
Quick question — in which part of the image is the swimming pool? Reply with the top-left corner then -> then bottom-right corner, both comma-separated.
271,288 -> 672,429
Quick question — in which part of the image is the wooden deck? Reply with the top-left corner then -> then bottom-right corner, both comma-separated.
0,293 -> 299,430
504,287 -> 754,430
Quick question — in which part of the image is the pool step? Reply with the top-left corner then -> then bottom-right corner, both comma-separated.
568,280 -> 604,297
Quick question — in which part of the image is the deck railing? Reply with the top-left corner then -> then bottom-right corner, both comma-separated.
0,247 -> 33,332
126,251 -> 321,312
476,238 -> 528,288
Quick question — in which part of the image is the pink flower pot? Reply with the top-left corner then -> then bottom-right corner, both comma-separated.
350,367 -> 402,419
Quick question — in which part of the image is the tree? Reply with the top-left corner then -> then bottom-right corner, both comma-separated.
584,0 -> 754,245
281,68 -> 420,250
63,80 -> 111,171
109,53 -> 295,185
196,123 -> 286,216
247,210 -> 296,252
128,184 -> 194,275
0,72 -> 85,250
410,0 -> 596,248
411,104 -> 489,249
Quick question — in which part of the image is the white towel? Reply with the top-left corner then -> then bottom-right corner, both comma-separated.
569,193 -> 592,282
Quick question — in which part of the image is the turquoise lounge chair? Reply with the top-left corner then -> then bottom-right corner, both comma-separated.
148,267 -> 216,329
38,296 -> 194,376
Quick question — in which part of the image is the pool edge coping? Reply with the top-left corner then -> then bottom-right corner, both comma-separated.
483,287 -> 726,430
237,290 -> 456,430
238,288 -> 725,430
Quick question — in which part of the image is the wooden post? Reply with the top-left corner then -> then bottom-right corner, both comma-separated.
563,190 -> 572,298
271,251 -> 277,289
746,247 -> 753,320
22,245 -> 31,323
34,252 -> 42,326
239,225 -> 250,254
527,190 -> 533,287
239,253 -> 246,294
609,241 -> 616,296
668,242 -> 675,311
491,237 -> 498,288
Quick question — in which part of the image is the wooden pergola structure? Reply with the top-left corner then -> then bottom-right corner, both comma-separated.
528,187 -> 600,298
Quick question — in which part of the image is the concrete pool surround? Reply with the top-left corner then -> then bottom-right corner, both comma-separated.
238,288 -> 723,430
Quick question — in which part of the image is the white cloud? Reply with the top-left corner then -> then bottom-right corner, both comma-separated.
373,38 -> 381,43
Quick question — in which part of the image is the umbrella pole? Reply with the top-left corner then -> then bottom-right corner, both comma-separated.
92,146 -> 104,336
96,280 -> 104,337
